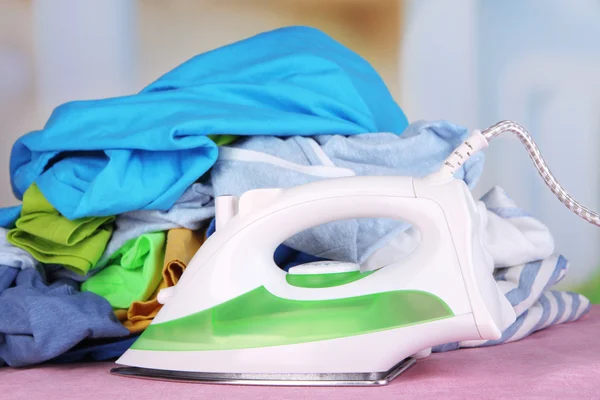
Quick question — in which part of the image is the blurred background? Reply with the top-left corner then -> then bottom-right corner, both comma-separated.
0,0 -> 598,294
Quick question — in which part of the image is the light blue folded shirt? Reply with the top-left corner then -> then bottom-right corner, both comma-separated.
7,26 -> 408,220
211,120 -> 485,264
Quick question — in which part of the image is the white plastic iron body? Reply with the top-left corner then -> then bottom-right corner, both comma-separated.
112,174 -> 515,385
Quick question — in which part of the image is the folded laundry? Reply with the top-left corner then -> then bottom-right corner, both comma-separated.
432,187 -> 590,351
97,183 -> 213,267
211,120 -> 484,264
98,120 -> 474,269
6,184 -> 114,275
8,26 -> 408,220
0,227 -> 38,270
0,266 -> 128,367
115,228 -> 205,333
81,232 -> 166,309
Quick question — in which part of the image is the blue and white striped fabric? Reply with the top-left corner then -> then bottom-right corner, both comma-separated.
433,187 -> 590,352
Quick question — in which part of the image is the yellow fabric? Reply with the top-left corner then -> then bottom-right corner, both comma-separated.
115,228 -> 206,333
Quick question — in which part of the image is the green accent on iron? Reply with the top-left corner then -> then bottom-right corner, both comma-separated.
131,287 -> 454,352
286,270 -> 375,288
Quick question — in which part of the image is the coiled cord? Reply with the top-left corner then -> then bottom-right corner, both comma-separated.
481,121 -> 599,227
431,120 -> 599,227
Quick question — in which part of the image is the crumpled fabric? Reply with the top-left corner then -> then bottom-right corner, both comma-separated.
81,232 -> 166,309
432,187 -> 590,351
115,228 -> 205,333
97,183 -> 212,267
0,266 -> 128,367
211,120 -> 484,264
7,26 -> 408,220
6,183 -> 114,275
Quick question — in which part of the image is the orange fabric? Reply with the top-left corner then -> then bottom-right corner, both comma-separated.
115,228 -> 205,333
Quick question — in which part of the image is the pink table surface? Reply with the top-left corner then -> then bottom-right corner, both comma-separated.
2,306 -> 600,400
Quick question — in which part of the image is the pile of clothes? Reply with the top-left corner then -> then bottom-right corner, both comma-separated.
0,26 -> 590,367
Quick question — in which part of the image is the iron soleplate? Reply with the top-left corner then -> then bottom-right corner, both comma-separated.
110,357 -> 416,387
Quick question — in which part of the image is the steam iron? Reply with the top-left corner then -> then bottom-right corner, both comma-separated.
109,121 -> 600,386
111,172 -> 516,386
